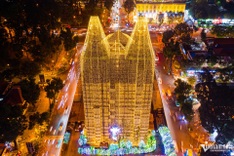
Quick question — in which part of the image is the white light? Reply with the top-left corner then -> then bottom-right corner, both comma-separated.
110,126 -> 120,141
182,116 -> 185,120
209,129 -> 218,141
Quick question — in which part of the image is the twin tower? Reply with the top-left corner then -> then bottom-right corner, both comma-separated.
80,16 -> 155,147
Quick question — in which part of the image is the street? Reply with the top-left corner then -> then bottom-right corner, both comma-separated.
39,44 -> 83,156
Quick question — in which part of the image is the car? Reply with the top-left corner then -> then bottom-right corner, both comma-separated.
158,77 -> 162,84
52,129 -> 56,135
49,126 -> 53,132
175,100 -> 180,107
155,54 -> 159,62
74,121 -> 84,132
185,149 -> 193,156
58,122 -> 63,131
64,106 -> 69,114
77,29 -> 87,37
65,83 -> 70,92
56,139 -> 62,148
74,122 -> 79,132
167,89 -> 171,96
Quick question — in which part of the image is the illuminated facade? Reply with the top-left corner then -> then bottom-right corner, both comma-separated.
81,16 -> 154,146
135,0 -> 186,21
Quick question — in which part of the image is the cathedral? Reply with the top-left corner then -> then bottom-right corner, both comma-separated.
80,16 -> 155,146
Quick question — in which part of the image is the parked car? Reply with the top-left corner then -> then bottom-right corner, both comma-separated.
74,121 -> 84,132
58,122 -> 63,131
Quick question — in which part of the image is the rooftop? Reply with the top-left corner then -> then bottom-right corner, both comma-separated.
135,0 -> 187,3
4,86 -> 25,106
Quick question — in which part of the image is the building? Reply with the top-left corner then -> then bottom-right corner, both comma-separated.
179,42 -> 208,61
135,0 -> 186,22
0,81 -> 26,108
181,38 -> 234,63
81,16 -> 155,146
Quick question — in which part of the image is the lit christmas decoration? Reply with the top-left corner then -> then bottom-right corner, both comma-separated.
78,130 -> 157,155
78,134 -> 87,146
139,140 -> 146,149
81,16 -> 154,147
110,126 -> 120,141
158,126 -> 176,156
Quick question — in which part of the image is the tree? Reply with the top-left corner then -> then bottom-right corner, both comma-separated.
164,40 -> 180,56
196,82 -> 234,144
200,28 -> 207,41
29,112 -> 40,129
123,0 -> 136,22
174,79 -> 192,96
162,30 -> 175,44
211,25 -> 234,38
77,16 -> 83,27
18,78 -> 40,105
60,28 -> 77,51
174,23 -> 192,36
187,76 -> 197,87
104,0 -> 114,11
181,99 -> 194,121
0,68 -> 20,81
20,61 -> 41,78
0,103 -> 27,145
174,79 -> 194,121
44,77 -> 64,104
29,111 -> 50,129
189,0 -> 209,19
179,33 -> 193,44
216,66 -> 234,83
199,68 -> 214,83
39,112 -> 50,124
163,40 -> 180,73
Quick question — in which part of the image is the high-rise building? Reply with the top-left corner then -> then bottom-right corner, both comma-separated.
81,16 -> 155,147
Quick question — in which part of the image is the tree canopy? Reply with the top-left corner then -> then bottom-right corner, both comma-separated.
163,40 -> 180,59
0,103 -> 27,142
20,61 -> 41,78
18,78 -> 40,105
29,111 -> 50,129
211,25 -> 234,38
174,79 -> 194,121
196,81 -> 234,144
162,30 -> 175,44
0,0 -> 81,69
124,0 -> 136,15
174,23 -> 192,36
104,0 -> 114,11
44,77 -> 64,103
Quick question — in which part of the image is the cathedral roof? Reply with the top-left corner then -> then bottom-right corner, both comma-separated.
106,30 -> 131,47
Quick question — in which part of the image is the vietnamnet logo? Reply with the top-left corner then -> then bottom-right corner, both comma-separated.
201,143 -> 234,152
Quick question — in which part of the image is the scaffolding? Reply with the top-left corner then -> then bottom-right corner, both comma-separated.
81,16 -> 155,146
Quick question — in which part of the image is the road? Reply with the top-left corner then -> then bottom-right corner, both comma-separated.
152,32 -> 210,155
154,52 -> 197,155
62,101 -> 84,156
39,44 -> 83,156
62,130 -> 81,156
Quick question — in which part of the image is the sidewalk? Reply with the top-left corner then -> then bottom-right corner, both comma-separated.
16,88 -> 50,155
69,101 -> 84,123
187,103 -> 211,146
